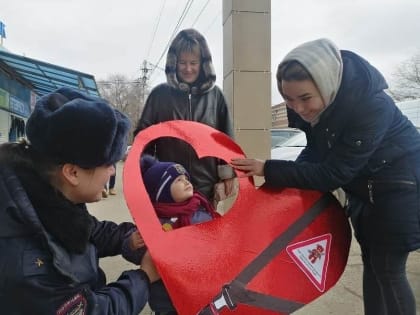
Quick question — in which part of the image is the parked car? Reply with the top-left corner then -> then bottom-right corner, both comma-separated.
270,131 -> 346,206
271,131 -> 306,160
270,128 -> 302,148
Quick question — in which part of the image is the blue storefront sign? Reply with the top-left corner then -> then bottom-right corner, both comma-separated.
9,95 -> 30,117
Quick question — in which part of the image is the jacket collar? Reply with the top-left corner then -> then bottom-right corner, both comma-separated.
0,166 -> 92,254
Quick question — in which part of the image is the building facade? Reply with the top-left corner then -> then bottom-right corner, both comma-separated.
271,102 -> 288,128
0,61 -> 33,144
0,46 -> 99,144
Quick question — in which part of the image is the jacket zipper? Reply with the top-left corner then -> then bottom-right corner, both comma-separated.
188,93 -> 192,120
188,93 -> 192,171
367,179 -> 416,204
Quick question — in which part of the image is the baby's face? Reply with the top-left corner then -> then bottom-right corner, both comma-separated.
170,174 -> 194,202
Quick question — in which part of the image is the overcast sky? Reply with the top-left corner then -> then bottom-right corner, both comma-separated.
1,0 -> 420,104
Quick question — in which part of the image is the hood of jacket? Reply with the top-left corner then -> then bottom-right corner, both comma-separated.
333,50 -> 388,107
165,28 -> 216,94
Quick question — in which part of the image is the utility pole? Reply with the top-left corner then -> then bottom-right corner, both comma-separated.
136,60 -> 153,120
137,60 -> 165,117
140,60 -> 150,106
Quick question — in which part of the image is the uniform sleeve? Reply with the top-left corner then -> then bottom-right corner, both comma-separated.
15,270 -> 150,315
4,241 -> 150,315
121,228 -> 147,265
86,270 -> 150,315
89,216 -> 136,257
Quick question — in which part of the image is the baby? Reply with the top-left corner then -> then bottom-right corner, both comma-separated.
141,154 -> 220,231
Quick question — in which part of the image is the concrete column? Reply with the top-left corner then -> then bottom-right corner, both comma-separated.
223,0 -> 271,174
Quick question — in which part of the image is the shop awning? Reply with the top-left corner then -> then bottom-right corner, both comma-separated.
0,50 -> 99,97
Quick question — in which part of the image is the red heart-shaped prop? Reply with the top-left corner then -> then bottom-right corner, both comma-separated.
123,120 -> 351,315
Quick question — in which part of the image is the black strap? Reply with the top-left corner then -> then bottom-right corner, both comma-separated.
236,193 -> 333,285
197,193 -> 334,314
227,280 -> 304,313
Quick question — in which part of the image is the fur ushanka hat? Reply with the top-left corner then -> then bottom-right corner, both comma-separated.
26,87 -> 130,168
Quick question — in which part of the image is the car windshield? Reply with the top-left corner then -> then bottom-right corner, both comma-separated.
271,129 -> 301,148
279,132 -> 307,147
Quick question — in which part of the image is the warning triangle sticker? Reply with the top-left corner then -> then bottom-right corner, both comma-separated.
286,233 -> 332,292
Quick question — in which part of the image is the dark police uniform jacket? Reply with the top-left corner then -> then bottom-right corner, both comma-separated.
0,167 -> 149,315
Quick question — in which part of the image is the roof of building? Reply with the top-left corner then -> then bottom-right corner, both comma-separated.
0,49 -> 99,97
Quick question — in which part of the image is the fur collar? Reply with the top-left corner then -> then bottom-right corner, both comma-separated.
15,167 -> 93,254
165,28 -> 216,94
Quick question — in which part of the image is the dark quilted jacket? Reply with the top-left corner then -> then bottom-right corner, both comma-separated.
264,51 -> 420,251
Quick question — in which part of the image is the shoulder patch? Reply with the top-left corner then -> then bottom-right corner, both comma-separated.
56,293 -> 87,315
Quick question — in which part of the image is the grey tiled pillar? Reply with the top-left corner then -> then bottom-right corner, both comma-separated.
223,0 -> 271,185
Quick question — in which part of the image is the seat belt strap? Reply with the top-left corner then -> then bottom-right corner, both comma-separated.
196,193 -> 334,314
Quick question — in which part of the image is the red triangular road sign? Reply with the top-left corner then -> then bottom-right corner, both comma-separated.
286,234 -> 332,292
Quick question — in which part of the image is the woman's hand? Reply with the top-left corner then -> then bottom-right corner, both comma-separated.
129,230 -> 145,250
140,251 -> 160,283
230,158 -> 266,177
213,178 -> 237,204
223,177 -> 236,197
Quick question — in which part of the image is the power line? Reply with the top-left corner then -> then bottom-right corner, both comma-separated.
191,0 -> 210,28
145,60 -> 165,72
145,0 -> 167,62
203,10 -> 221,35
169,0 -> 195,43
149,0 -> 195,77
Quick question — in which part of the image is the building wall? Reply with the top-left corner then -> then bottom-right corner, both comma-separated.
271,102 -> 288,128
223,0 -> 271,160
0,109 -> 9,143
0,64 -> 32,144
